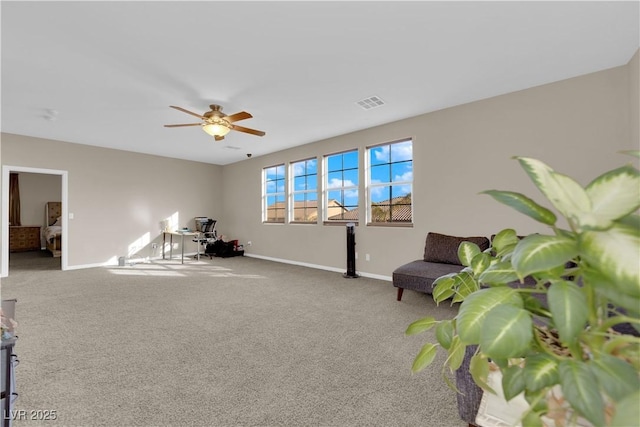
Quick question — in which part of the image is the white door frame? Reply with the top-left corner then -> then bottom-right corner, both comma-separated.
2,165 -> 69,277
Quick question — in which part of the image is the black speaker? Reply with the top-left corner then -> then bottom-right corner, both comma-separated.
343,222 -> 358,278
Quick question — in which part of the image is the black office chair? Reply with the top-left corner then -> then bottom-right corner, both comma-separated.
194,219 -> 217,258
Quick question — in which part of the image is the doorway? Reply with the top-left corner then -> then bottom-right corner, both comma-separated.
1,166 -> 69,277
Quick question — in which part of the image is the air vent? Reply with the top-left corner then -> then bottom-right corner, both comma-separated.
356,96 -> 385,110
225,146 -> 242,150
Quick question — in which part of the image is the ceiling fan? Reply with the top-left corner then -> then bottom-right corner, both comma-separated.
164,104 -> 266,141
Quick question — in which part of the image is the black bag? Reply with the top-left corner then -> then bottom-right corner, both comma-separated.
217,242 -> 233,258
205,240 -> 233,257
205,240 -> 223,255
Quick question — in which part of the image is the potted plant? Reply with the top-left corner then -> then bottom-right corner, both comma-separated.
406,153 -> 640,426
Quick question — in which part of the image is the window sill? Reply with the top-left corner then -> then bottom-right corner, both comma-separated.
366,222 -> 413,228
323,221 -> 359,226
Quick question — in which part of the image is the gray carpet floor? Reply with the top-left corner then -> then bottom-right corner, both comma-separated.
2,253 -> 465,427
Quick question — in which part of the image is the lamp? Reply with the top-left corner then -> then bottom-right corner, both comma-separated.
202,121 -> 231,137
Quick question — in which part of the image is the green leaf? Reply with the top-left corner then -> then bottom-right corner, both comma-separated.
451,272 -> 478,303
490,358 -> 509,370
478,261 -> 520,285
447,336 -> 465,371
469,354 -> 494,394
521,410 -> 544,427
547,281 -> 588,346
405,317 -> 437,336
516,157 -> 592,222
611,390 -> 640,427
411,343 -> 438,373
492,229 -> 519,255
534,263 -> 569,282
520,294 -> 546,317
584,165 -> 640,229
584,266 -> 640,313
482,190 -> 557,225
435,320 -> 455,349
432,276 -> 456,304
470,252 -> 491,276
559,359 -> 605,427
523,354 -> 559,392
551,172 -> 594,224
457,287 -> 522,344
619,213 -> 640,229
458,241 -> 482,267
580,221 -> 640,298
442,370 -> 458,393
480,305 -> 533,359
501,365 -> 526,401
512,234 -> 578,279
603,335 -> 640,358
524,388 -> 548,412
433,272 -> 456,286
590,354 -> 640,401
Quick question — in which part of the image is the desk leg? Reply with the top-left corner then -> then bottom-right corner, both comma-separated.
162,233 -> 166,260
181,234 -> 185,264
170,234 -> 174,260
197,233 -> 201,260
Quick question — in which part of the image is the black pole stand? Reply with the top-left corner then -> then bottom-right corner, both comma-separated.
343,222 -> 359,278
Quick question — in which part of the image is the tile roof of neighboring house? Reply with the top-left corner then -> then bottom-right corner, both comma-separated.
328,208 -> 359,221
267,200 -> 347,221
328,196 -> 412,222
267,201 -> 317,221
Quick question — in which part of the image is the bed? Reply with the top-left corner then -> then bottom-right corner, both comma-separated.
44,202 -> 62,258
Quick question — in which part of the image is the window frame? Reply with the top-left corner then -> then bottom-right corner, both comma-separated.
289,157 -> 319,224
366,138 -> 413,227
262,163 -> 286,224
323,149 -> 360,225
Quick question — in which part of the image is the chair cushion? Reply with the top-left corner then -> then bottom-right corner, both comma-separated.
392,260 -> 464,294
423,232 -> 490,265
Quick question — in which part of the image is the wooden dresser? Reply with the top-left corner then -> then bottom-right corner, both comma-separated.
9,226 -> 41,252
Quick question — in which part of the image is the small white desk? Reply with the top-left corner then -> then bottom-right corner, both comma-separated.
162,231 -> 200,264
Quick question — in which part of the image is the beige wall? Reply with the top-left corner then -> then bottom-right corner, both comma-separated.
630,50 -> 639,146
1,135 -> 222,269
221,58 -> 639,279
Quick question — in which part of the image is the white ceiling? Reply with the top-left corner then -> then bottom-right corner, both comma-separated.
2,1 -> 639,165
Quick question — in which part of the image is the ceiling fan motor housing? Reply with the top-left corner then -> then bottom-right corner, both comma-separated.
204,105 -> 229,124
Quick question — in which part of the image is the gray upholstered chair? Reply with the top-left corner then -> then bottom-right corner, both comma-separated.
393,232 -> 490,301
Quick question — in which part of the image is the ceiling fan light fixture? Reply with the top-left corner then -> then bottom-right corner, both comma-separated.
167,104 -> 264,138
202,122 -> 231,137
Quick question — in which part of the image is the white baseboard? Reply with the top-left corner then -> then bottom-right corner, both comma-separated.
244,253 -> 392,282
66,252 -> 203,271
55,252 -> 392,282
65,261 -> 115,270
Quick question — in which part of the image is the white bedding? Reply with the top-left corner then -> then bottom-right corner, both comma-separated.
44,225 -> 62,241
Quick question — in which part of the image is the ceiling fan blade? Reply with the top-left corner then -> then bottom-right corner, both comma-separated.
169,105 -> 206,119
214,135 -> 225,142
231,124 -> 266,137
164,123 -> 202,127
225,111 -> 252,123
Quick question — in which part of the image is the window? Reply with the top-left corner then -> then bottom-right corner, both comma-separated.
367,139 -> 413,224
290,158 -> 318,223
263,164 -> 286,223
324,150 -> 359,222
